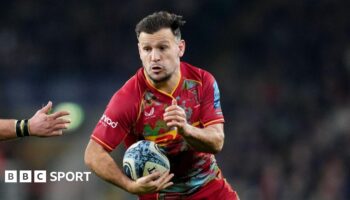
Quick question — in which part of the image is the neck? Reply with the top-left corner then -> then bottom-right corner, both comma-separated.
147,68 -> 181,95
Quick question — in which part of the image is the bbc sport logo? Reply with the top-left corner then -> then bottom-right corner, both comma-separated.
4,170 -> 91,183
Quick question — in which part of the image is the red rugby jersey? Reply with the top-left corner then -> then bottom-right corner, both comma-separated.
91,61 -> 224,195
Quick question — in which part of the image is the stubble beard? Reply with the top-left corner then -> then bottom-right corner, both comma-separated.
149,72 -> 172,84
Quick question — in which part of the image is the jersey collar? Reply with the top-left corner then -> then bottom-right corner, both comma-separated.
143,63 -> 183,99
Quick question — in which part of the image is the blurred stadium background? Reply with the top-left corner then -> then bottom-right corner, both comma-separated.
1,0 -> 350,199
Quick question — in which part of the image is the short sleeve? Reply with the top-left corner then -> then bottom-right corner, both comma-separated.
200,72 -> 225,127
91,87 -> 139,152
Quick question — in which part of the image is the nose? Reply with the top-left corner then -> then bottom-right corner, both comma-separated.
151,49 -> 160,62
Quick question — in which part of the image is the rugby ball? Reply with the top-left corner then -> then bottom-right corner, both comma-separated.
123,140 -> 170,180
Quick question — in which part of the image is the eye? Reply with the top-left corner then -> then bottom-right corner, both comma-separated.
159,45 -> 168,51
143,47 -> 151,52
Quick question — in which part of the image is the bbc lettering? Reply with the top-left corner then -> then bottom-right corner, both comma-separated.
20,170 -> 32,183
35,170 -> 47,182
5,170 -> 17,183
5,170 -> 91,183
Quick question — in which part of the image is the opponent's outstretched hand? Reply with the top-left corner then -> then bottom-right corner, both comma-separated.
29,101 -> 70,137
128,170 -> 174,195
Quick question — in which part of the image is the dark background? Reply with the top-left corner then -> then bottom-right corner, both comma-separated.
1,0 -> 350,199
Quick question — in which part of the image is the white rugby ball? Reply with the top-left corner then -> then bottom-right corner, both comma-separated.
123,140 -> 170,180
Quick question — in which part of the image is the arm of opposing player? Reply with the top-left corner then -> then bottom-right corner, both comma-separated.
0,119 -> 18,141
84,139 -> 174,195
0,101 -> 70,141
29,101 -> 70,137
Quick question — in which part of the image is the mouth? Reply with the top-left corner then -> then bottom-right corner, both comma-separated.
150,64 -> 164,74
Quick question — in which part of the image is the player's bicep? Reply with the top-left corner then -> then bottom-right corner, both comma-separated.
85,139 -> 109,167
204,123 -> 223,134
85,139 -> 107,157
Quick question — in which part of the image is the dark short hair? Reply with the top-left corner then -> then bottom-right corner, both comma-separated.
135,11 -> 186,39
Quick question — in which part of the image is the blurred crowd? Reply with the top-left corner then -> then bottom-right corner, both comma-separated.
1,0 -> 350,200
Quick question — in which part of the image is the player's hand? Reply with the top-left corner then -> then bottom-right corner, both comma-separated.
29,101 -> 71,137
163,99 -> 190,135
128,170 -> 174,195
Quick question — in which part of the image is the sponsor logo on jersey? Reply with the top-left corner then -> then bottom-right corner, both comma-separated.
100,114 -> 118,128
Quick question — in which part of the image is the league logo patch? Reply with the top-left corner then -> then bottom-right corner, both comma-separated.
213,81 -> 221,109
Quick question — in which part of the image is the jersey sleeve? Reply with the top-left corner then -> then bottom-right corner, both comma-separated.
200,72 -> 225,127
91,81 -> 140,152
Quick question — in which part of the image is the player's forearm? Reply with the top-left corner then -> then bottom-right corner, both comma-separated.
181,124 -> 224,154
84,140 -> 133,192
0,119 -> 18,141
87,154 -> 131,190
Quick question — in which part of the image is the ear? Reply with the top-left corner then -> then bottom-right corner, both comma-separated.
178,39 -> 186,57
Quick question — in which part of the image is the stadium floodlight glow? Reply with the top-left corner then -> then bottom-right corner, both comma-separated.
54,102 -> 84,132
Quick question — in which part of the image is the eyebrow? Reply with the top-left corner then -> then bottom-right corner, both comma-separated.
140,40 -> 171,46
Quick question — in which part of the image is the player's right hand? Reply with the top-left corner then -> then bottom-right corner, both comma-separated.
127,170 -> 174,195
29,101 -> 71,137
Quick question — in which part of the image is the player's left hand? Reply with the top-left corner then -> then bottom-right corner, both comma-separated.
163,99 -> 190,136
